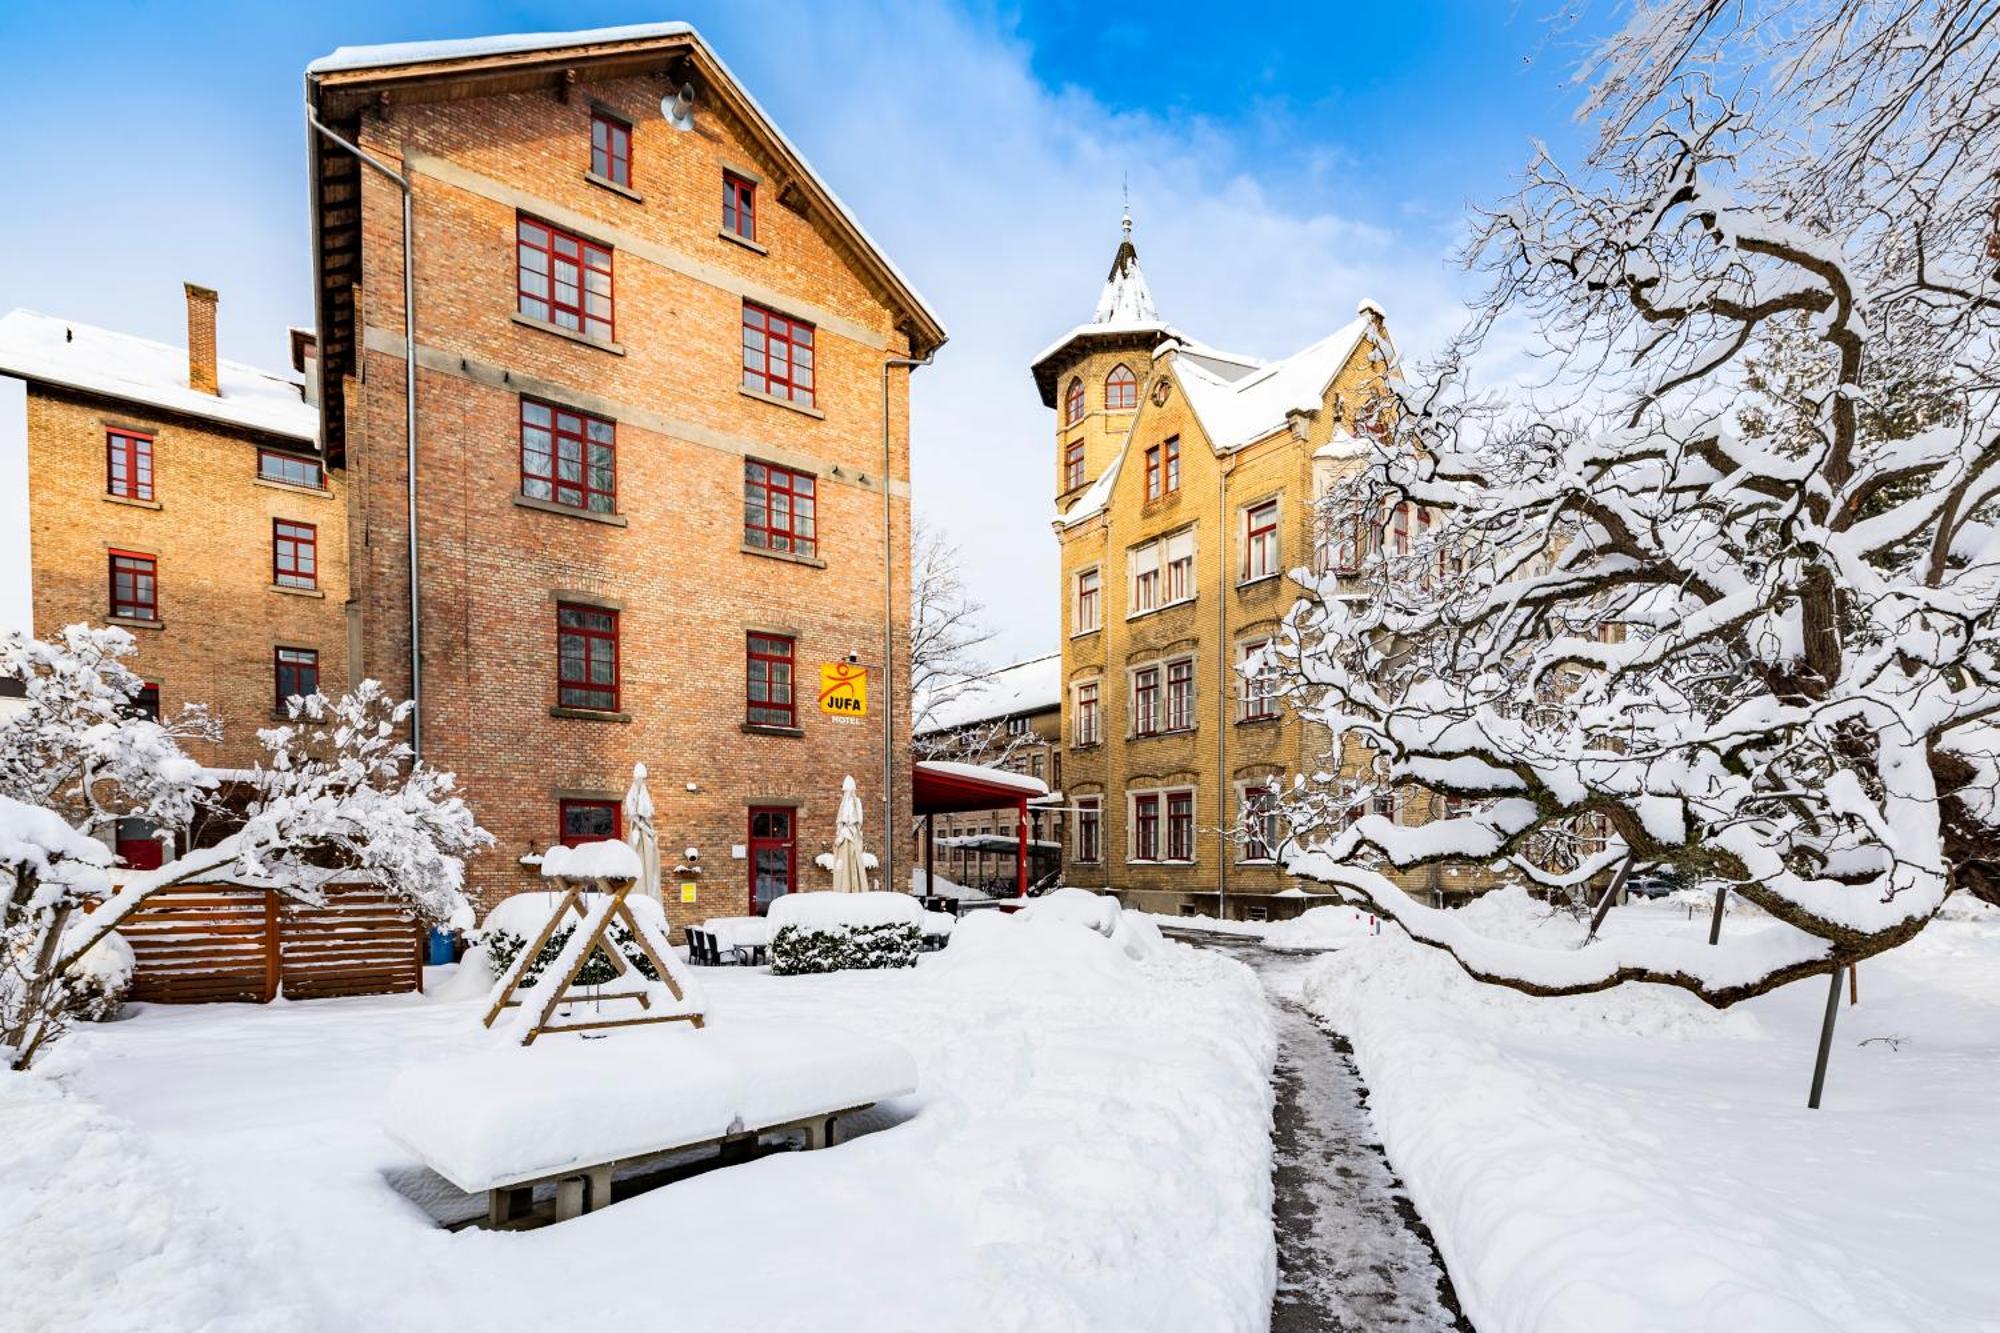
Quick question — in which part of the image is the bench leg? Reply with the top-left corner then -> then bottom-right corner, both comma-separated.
488,1185 -> 533,1227
555,1176 -> 587,1222
586,1165 -> 614,1212
824,1113 -> 840,1148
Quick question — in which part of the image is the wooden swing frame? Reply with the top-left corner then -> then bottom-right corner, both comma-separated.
481,875 -> 704,1045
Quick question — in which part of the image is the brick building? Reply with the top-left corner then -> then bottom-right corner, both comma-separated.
0,293 -> 345,848
1041,214 -> 1419,920
304,24 -> 945,925
913,653 -> 1064,893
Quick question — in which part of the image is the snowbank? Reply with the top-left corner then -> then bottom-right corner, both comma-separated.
537,839 -> 640,881
1302,897 -> 2000,1330
1016,887 -> 1166,961
766,890 -> 923,930
1262,906 -> 1381,951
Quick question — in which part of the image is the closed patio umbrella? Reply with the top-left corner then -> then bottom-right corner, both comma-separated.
623,762 -> 662,902
830,775 -> 869,893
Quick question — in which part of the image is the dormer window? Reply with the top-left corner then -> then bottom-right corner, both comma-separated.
591,110 -> 632,187
1064,378 -> 1085,426
1105,364 -> 1137,411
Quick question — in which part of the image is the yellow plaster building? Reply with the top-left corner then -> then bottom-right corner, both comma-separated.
1038,217 -> 1409,920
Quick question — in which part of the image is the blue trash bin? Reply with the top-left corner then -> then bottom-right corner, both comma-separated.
426,928 -> 458,965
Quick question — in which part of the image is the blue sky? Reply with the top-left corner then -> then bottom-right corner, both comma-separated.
0,2 -> 1608,657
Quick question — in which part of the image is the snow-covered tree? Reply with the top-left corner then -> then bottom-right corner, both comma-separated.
1275,1 -> 2000,1005
1,628 -> 490,1067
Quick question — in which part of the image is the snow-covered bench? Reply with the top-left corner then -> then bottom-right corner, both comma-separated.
386,1021 -> 917,1225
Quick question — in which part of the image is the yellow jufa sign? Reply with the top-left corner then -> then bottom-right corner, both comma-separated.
818,662 -> 869,717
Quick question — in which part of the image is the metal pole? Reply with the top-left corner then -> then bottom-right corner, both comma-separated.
1216,455 -> 1229,920
1807,962 -> 1844,1109
1707,881 -> 1728,945
307,101 -> 423,757
881,354 -> 931,895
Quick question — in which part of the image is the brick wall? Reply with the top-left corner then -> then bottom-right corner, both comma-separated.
338,71 -> 918,928
25,391 -> 350,769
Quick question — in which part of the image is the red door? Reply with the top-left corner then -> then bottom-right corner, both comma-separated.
115,817 -> 164,870
748,807 -> 795,915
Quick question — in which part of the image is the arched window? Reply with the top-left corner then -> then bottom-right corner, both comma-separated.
1064,377 -> 1086,426
1105,364 -> 1137,411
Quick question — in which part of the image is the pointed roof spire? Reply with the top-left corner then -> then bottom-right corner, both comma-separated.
1093,202 -> 1159,325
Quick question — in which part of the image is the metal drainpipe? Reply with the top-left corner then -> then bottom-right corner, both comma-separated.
881,353 -> 932,894
307,103 -> 423,757
1217,454 -> 1230,920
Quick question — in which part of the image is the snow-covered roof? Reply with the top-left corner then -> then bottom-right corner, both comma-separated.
307,23 -> 943,352
916,654 -> 1062,734
1030,216 -> 1182,389
0,310 -> 316,443
914,760 -> 1050,798
1172,308 -> 1389,453
1055,440 -> 1128,529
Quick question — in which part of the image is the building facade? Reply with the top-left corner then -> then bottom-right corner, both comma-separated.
1,292 -> 348,792
1041,218 -> 1413,920
305,25 -> 945,926
913,653 -> 1063,893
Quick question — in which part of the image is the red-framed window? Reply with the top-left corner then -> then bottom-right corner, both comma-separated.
1105,364 -> 1137,411
559,799 -> 622,847
1164,437 -> 1181,493
556,604 -> 619,712
124,682 -> 160,721
724,172 -> 757,241
1242,786 -> 1279,861
274,647 -> 319,710
1133,666 -> 1161,736
1244,499 -> 1280,581
1064,440 -> 1085,490
273,520 -> 317,590
108,550 -> 156,621
517,216 -> 615,342
115,817 -> 164,871
1064,378 -> 1085,426
1166,658 -> 1195,731
1241,639 -> 1279,720
1074,567 -> 1100,633
521,399 -> 617,514
1167,791 -> 1195,862
590,110 -> 632,186
106,430 -> 153,500
1076,798 -> 1101,863
749,806 -> 796,913
258,449 -> 322,489
1074,681 -> 1100,745
1145,444 -> 1162,499
746,632 -> 796,728
744,461 -> 817,557
742,302 -> 815,407
1133,793 -> 1160,861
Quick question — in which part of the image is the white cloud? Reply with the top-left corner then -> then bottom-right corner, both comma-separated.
728,3 -> 1482,663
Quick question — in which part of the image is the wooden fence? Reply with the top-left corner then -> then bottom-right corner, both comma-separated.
119,883 -> 424,1004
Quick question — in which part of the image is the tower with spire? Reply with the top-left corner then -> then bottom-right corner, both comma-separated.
1031,210 -> 1183,505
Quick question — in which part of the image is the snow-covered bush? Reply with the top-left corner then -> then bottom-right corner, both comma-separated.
483,923 -> 659,988
0,627 -> 490,1069
770,921 -> 921,975
62,930 -> 133,1022
1275,2 -> 2000,1014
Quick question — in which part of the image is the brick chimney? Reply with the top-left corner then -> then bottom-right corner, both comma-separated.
184,282 -> 219,395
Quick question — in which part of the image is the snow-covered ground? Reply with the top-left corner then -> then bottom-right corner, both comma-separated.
1299,890 -> 2000,1333
4,906 -> 1276,1333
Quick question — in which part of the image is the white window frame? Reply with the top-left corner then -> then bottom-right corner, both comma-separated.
1237,638 -> 1279,721
1072,678 -> 1102,746
1164,655 -> 1196,732
1163,526 -> 1196,605
1242,497 -> 1281,584
1127,785 -> 1198,865
1129,663 -> 1162,737
1235,780 -> 1282,864
1129,539 -> 1161,616
1074,796 -> 1102,864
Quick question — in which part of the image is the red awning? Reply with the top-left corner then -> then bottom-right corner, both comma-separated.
912,760 -> 1048,815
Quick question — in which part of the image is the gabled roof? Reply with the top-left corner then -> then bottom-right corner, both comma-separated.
1171,302 -> 1393,453
0,310 -> 316,443
915,653 -> 1062,734
306,23 -> 947,459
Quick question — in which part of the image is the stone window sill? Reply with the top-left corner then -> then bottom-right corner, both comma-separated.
1126,597 -> 1196,623
102,494 -> 163,511
1070,625 -> 1101,639
741,723 -> 805,739
512,312 -> 625,356
741,542 -> 825,569
550,706 -> 632,723
514,494 -> 628,526
1069,740 -> 1103,752
106,615 -> 163,631
1236,713 -> 1281,728
269,584 -> 325,599
739,385 -> 825,420
584,171 -> 643,203
254,478 -> 333,499
1237,573 -> 1281,592
719,228 -> 768,255
1129,727 -> 1198,741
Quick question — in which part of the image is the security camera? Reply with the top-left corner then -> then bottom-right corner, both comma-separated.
844,652 -> 860,664
684,847 -> 700,861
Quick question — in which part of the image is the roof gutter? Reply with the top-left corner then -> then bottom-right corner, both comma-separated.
306,88 -> 424,758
